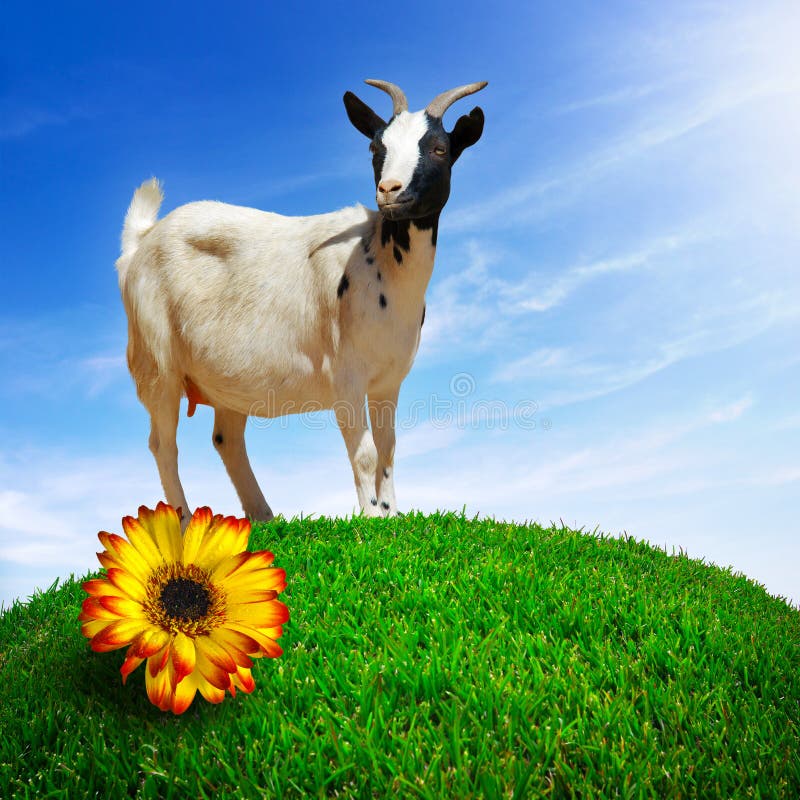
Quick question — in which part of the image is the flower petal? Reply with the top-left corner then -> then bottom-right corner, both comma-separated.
122,514 -> 165,569
120,650 -> 145,683
212,551 -> 276,582
79,596 -> 124,622
196,634 -> 237,673
170,631 -> 196,689
81,619 -> 111,640
191,516 -> 249,571
182,506 -> 215,565
97,552 -> 123,572
170,669 -> 199,714
90,618 -> 147,652
210,626 -> 260,660
131,627 -> 171,659
227,599 -> 289,629
106,567 -> 146,602
195,648 -> 235,690
216,564 -> 286,595
197,675 -> 226,704
224,587 -> 278,606
98,531 -> 153,583
82,578 -> 121,598
99,595 -> 146,618
148,643 -> 171,677
151,502 -> 183,564
229,665 -> 255,696
146,658 -> 173,711
226,622 -> 284,659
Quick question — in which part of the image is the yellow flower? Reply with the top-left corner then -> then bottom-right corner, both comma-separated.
79,502 -> 288,714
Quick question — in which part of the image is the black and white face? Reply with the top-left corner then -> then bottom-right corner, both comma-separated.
369,111 -> 451,220
343,90 -> 485,222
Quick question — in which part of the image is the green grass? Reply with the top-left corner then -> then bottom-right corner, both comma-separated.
1,512 -> 798,798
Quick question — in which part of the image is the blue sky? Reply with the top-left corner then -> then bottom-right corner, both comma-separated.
2,1 -> 798,608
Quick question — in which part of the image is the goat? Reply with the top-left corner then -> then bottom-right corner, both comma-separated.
116,79 -> 487,524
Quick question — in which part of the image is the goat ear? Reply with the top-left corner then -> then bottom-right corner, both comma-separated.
343,91 -> 387,139
448,107 -> 485,164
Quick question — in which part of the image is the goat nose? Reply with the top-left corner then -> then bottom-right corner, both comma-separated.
378,178 -> 403,195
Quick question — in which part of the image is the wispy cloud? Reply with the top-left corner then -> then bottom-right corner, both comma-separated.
492,287 -> 799,409
771,413 -> 800,432
449,79 -> 798,233
0,310 -> 127,400
397,420 -> 465,458
0,106 -> 93,140
78,354 -> 128,396
419,239 -> 511,356
549,81 -> 671,116
511,231 -> 703,312
708,394 -> 753,424
446,2 -> 800,237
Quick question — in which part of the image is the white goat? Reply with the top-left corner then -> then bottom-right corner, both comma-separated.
116,79 -> 487,523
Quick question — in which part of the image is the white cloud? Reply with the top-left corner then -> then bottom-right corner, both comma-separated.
78,354 -> 128,396
771,413 -> 800,432
419,239 -> 511,357
492,288 -> 799,410
708,394 -> 753,424
513,231 -> 703,312
397,420 -> 465,458
549,82 -> 669,116
0,106 -> 92,140
446,3 -> 800,237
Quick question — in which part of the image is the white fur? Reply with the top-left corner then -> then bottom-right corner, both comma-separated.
117,178 -> 436,523
378,111 -> 429,192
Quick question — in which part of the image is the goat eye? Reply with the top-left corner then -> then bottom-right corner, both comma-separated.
433,145 -> 447,156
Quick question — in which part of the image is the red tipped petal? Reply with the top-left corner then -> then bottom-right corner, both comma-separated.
231,666 -> 255,695
226,622 -> 285,658
170,671 -> 199,714
151,502 -> 183,563
120,651 -> 144,683
170,631 -> 196,689
131,628 -> 170,659
195,634 -> 237,673
90,618 -> 145,652
145,659 -> 173,710
122,513 -> 164,568
98,531 -> 152,582
224,588 -> 279,605
216,563 -> 286,593
106,568 -> 146,602
211,626 -> 261,658
227,599 -> 289,628
148,643 -> 171,677
82,578 -> 119,598
191,516 -> 249,571
195,649 -> 235,690
99,595 -> 146,617
81,619 -> 110,640
197,677 -> 226,704
79,596 -> 123,621
182,506 -> 215,565
97,552 -> 123,571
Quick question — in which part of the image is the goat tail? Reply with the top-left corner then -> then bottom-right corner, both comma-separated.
120,178 -> 163,261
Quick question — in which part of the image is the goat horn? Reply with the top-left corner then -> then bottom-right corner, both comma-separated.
364,79 -> 409,116
425,81 -> 488,118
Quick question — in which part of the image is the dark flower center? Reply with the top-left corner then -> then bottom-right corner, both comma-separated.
160,577 -> 210,621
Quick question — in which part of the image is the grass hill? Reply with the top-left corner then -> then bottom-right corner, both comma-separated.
1,513 -> 798,798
